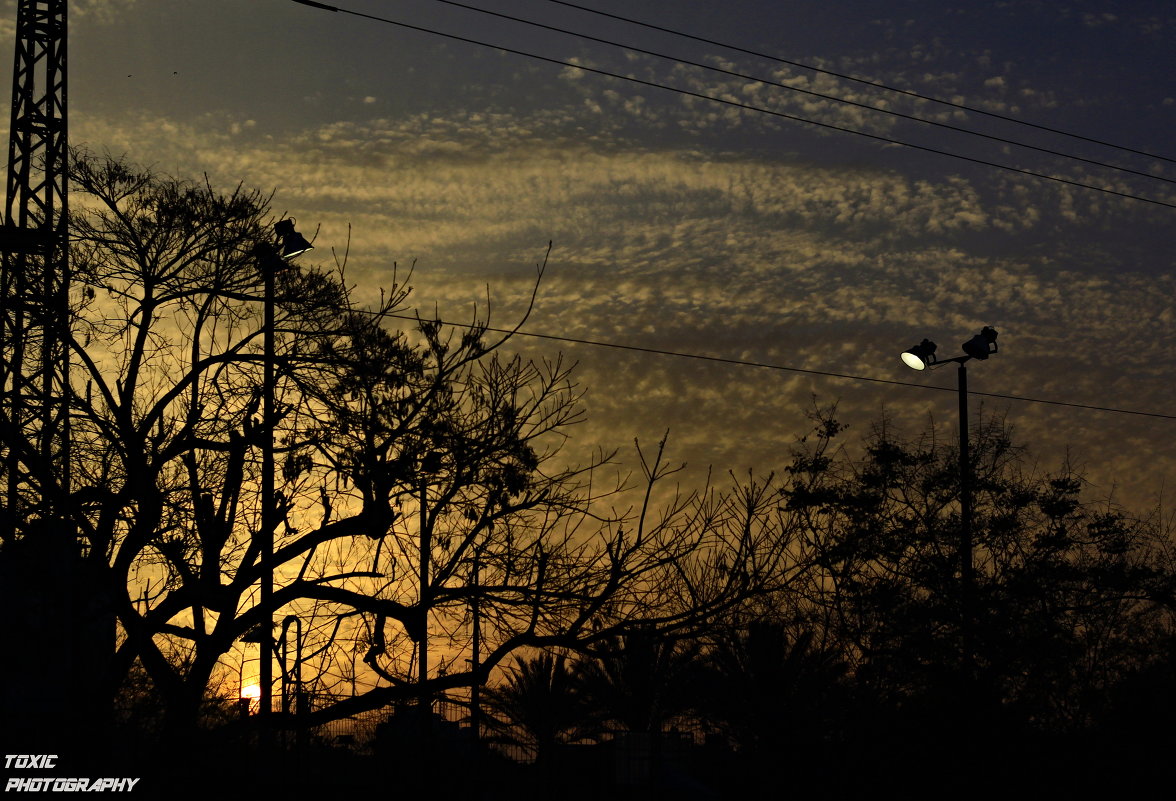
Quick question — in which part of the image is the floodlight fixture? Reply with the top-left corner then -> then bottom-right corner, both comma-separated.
961,326 -> 999,361
274,218 -> 313,259
901,338 -> 938,370
421,450 -> 444,474
252,244 -> 289,276
901,327 -> 998,369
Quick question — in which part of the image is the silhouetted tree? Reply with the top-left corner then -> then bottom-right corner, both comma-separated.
481,652 -> 589,765
781,409 -> 1176,740
2,152 -> 807,751
704,622 -> 848,754
574,631 -> 706,735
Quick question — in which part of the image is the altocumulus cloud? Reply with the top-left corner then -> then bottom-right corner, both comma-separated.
72,96 -> 1176,510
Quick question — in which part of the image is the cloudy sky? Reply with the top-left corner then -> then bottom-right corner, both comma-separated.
10,0 -> 1175,511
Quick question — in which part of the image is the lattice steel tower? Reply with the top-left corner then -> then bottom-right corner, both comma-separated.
0,2 -> 85,753
0,0 -> 69,544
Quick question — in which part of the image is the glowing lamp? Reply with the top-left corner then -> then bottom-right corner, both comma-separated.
901,338 -> 938,370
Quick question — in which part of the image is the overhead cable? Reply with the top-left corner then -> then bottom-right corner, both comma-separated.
423,0 -> 1174,187
542,0 -> 1176,165
386,314 -> 1176,422
288,0 -> 1176,210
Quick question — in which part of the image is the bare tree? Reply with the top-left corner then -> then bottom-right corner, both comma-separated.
12,153 -> 806,744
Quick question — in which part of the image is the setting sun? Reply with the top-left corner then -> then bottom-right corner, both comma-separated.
0,0 -> 1171,798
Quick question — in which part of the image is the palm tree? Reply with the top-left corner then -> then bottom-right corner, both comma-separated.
481,652 -> 588,765
706,622 -> 849,754
573,632 -> 705,734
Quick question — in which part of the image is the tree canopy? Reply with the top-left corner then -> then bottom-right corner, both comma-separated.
780,409 -> 1176,735
0,153 -> 804,740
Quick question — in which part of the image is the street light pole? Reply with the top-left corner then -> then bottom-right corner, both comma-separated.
902,326 -> 998,726
418,471 -> 429,722
470,549 -> 481,745
260,246 -> 276,728
256,220 -> 312,735
956,361 -> 973,687
417,450 -> 443,737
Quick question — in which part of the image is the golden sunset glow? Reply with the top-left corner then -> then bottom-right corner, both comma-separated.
1,1 -> 1172,797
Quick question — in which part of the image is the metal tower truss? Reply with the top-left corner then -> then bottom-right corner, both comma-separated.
0,0 -> 69,543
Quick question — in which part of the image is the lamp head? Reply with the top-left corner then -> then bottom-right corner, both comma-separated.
420,451 -> 444,474
253,243 -> 289,277
961,326 -> 999,361
901,338 -> 937,370
274,218 -> 313,259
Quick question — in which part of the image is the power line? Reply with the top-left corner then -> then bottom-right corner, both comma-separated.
386,314 -> 1176,422
541,0 -> 1176,166
288,0 -> 1176,210
421,0 -> 1174,187
288,0 -> 1175,422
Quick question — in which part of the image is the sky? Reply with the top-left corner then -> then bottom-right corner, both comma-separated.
6,0 -> 1175,513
